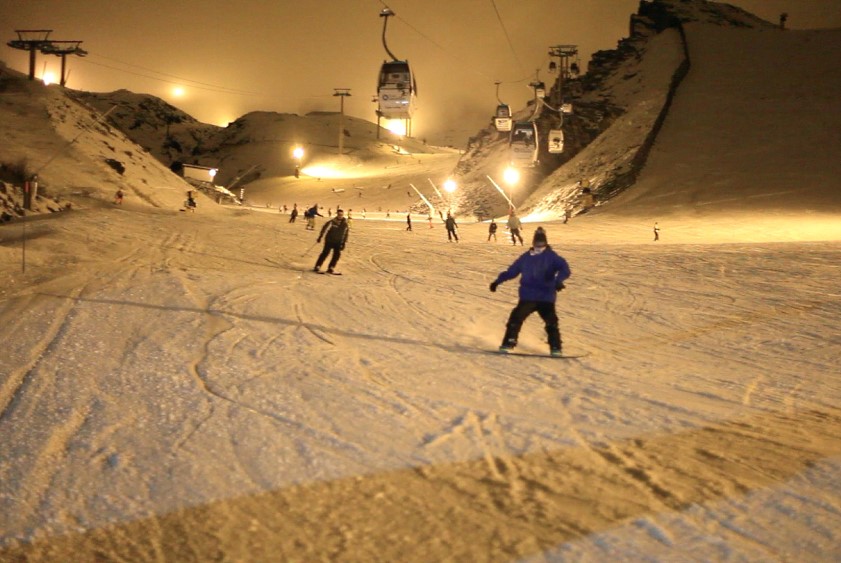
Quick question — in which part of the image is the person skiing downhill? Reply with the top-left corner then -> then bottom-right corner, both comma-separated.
313,209 -> 349,274
489,227 -> 570,356
507,211 -> 524,245
305,203 -> 323,230
445,212 -> 459,242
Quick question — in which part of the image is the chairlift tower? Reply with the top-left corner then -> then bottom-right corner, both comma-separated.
548,45 -> 578,107
333,88 -> 351,156
7,30 -> 53,81
40,40 -> 87,86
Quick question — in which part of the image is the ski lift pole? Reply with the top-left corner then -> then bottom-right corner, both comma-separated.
380,8 -> 398,61
409,183 -> 435,216
486,175 -> 515,209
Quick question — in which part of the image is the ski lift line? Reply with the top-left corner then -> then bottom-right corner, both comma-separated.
489,0 -> 525,75
373,0 -> 527,85
75,58 -> 331,101
86,52 -> 262,96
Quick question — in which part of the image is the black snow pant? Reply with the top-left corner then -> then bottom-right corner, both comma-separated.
447,228 -> 458,241
501,300 -> 562,350
511,229 -> 523,245
315,242 -> 342,270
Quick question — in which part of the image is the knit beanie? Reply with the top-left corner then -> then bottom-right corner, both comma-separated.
533,227 -> 548,246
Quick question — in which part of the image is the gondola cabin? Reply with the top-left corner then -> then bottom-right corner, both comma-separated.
535,81 -> 546,99
377,60 -> 416,120
509,121 -> 539,167
561,103 -> 574,114
494,104 -> 512,132
548,129 -> 564,154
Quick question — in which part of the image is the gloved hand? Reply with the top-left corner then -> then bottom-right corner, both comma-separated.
489,281 -> 498,293
317,238 -> 322,243
556,282 -> 566,292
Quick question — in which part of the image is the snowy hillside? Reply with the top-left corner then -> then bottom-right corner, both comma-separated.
0,66 -> 216,213
525,1 -> 841,222
450,0 -> 788,219
70,89 -> 221,168
609,24 -> 841,215
75,90 -> 451,190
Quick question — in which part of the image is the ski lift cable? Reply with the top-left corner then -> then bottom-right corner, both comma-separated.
488,0 -> 526,76
75,58 -> 331,100
85,52 -> 262,96
374,0 -> 530,85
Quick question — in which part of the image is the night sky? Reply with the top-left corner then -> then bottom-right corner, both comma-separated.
2,0 -> 840,144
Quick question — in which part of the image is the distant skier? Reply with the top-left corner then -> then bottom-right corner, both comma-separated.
488,219 -> 498,242
289,204 -> 299,223
445,213 -> 459,242
114,189 -> 124,205
428,214 -> 434,228
653,222 -> 660,241
489,227 -> 571,356
305,203 -> 322,230
406,212 -> 413,231
507,211 -> 524,246
313,208 -> 349,274
185,190 -> 197,213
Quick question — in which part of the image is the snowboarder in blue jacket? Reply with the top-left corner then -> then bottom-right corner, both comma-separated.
489,227 -> 570,355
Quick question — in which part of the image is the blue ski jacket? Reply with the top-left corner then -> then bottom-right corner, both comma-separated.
494,246 -> 571,303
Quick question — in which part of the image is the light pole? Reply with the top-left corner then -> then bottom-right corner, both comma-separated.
503,167 -> 520,210
292,146 -> 304,177
443,177 -> 457,212
333,88 -> 351,156
208,168 -> 217,185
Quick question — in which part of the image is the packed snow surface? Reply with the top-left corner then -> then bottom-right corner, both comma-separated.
1,206 -> 839,561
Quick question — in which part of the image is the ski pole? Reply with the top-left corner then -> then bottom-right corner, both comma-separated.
301,241 -> 319,257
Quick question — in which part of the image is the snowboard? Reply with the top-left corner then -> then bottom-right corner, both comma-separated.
491,349 -> 588,359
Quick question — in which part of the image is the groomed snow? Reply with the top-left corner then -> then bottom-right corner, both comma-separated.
1,206 -> 839,561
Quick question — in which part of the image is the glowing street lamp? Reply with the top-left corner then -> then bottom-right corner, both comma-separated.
292,146 -> 304,178
503,166 -> 520,186
442,178 -> 457,212
208,168 -> 217,184
503,166 -> 520,210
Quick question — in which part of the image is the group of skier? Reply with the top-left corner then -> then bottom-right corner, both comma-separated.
298,203 -> 569,356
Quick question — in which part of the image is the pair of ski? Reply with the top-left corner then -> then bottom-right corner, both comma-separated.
314,270 -> 342,276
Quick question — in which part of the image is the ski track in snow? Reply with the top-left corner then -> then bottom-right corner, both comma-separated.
2,206 -> 841,560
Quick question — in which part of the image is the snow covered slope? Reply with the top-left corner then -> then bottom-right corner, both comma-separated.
0,66 -> 213,212
76,90 -> 448,189
610,24 -> 841,216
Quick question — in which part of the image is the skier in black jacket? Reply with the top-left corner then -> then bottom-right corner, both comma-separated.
445,213 -> 459,242
313,209 -> 349,274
